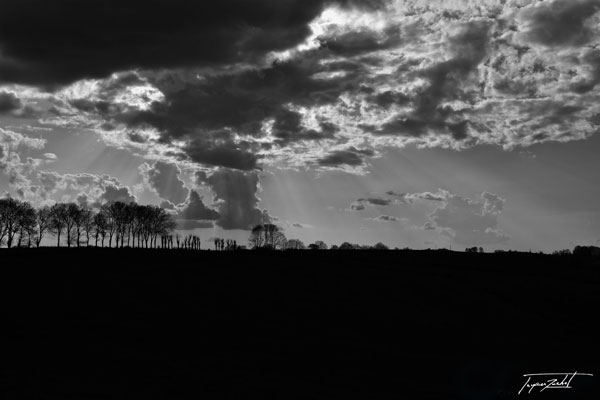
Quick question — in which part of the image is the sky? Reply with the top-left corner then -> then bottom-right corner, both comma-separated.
1,0 -> 600,251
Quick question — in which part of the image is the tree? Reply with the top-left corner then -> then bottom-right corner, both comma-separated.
93,212 -> 108,247
101,202 -> 123,247
71,205 -> 92,247
285,239 -> 306,250
373,242 -> 389,250
49,203 -> 68,247
0,197 -> 21,248
248,224 -> 287,249
35,206 -> 52,248
552,249 -> 571,256
339,242 -> 357,250
16,201 -> 36,247
308,240 -> 328,250
62,203 -> 81,247
81,208 -> 94,246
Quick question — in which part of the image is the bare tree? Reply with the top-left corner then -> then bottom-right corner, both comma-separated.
284,239 -> 306,250
1,197 -> 175,251
248,224 -> 287,250
71,205 -> 91,247
49,203 -> 68,247
63,203 -> 80,248
0,197 -> 21,248
308,240 -> 328,250
81,208 -> 94,246
16,201 -> 36,247
93,212 -> 108,247
35,206 -> 52,248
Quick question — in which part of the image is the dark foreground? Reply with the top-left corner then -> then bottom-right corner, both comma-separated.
1,249 -> 599,399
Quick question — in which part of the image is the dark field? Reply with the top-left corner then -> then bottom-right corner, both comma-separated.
1,249 -> 599,399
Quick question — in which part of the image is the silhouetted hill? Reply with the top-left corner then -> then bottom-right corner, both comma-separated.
1,249 -> 598,399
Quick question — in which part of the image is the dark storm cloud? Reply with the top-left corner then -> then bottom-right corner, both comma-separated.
124,58 -> 358,139
318,147 -> 374,167
570,47 -> 600,94
91,57 -> 364,170
520,0 -> 600,48
367,90 -> 410,109
0,91 -> 22,114
187,146 -> 260,172
361,20 -> 490,139
0,0 -> 386,86
177,190 -> 220,221
203,168 -> 270,230
320,25 -> 403,57
271,109 -> 338,146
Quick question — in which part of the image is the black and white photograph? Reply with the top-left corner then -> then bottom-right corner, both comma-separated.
1,0 -> 599,398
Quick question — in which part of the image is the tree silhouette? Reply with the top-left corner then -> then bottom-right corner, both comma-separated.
93,212 -> 108,247
16,201 -> 36,248
308,240 -> 328,250
0,198 -> 22,248
35,206 -> 52,248
285,239 -> 306,250
339,242 -> 357,250
0,196 -> 177,249
248,224 -> 287,250
49,203 -> 68,247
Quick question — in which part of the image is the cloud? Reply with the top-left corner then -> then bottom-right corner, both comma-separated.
359,187 -> 508,244
318,147 -> 374,167
99,184 -> 136,204
203,168 -> 271,230
0,91 -> 22,114
0,128 -> 48,199
518,0 -> 600,48
140,160 -> 189,205
176,190 -> 220,221
5,0 -> 600,235
185,138 -> 260,171
0,0 -> 385,86
402,191 -> 446,204
43,153 -> 57,160
371,215 -> 401,222
25,0 -> 600,178
423,221 -> 437,230
358,197 -> 392,206
32,170 -> 137,207
177,220 -> 215,231
348,201 -> 365,211
0,127 -> 46,150
428,190 -> 509,246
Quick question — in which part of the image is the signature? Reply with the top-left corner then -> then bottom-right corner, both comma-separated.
519,372 -> 594,395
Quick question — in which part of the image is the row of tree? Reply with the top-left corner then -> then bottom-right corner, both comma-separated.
247,224 -> 387,251
0,198 -> 176,248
